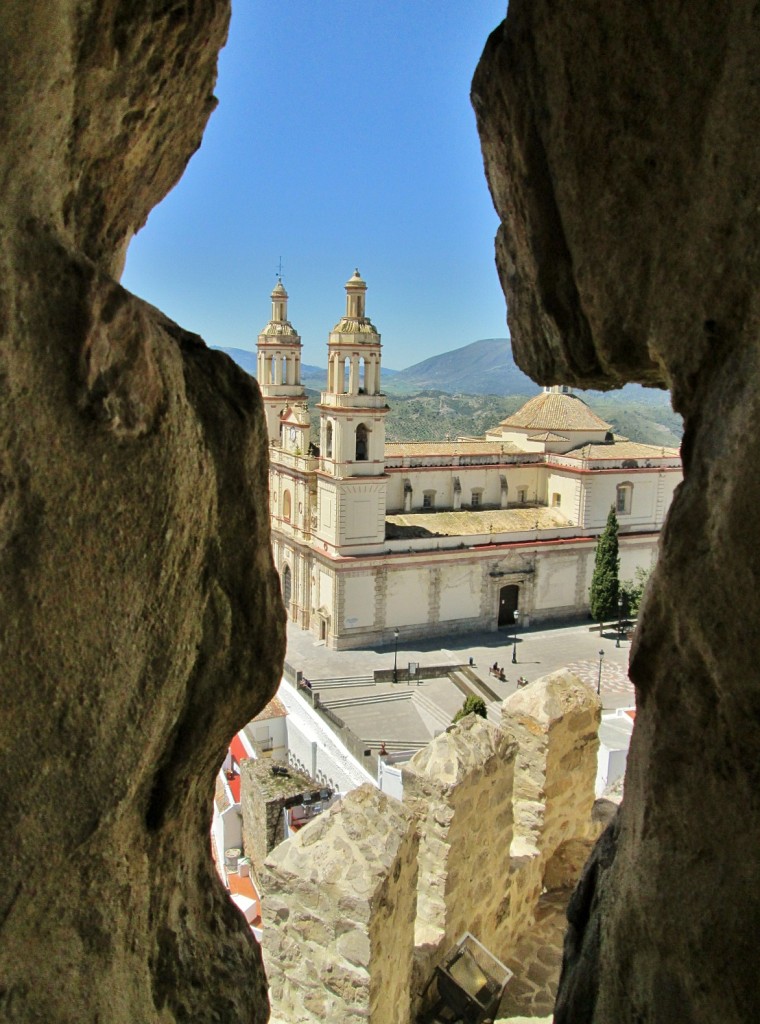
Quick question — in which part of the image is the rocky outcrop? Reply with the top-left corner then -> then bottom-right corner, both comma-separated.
0,2 -> 285,1022
474,4 -> 760,1021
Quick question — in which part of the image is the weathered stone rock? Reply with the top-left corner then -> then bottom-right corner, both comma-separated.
1,2 -> 285,1022
261,785 -> 419,1023
474,4 -> 760,1021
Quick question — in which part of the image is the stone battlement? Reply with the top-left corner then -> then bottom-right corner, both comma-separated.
262,668 -> 601,1022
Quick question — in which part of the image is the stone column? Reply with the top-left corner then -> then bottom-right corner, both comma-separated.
402,715 -> 517,1013
349,354 -> 359,394
262,785 -> 419,1024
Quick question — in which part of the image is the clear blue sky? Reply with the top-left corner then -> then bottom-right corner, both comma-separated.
122,2 -> 509,370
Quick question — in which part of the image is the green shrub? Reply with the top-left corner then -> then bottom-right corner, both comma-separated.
452,694 -> 487,724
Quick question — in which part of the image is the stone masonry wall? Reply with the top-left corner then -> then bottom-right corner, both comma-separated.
241,758 -> 314,869
402,714 -> 517,1012
261,672 -> 600,1024
501,672 -> 601,939
262,785 -> 419,1024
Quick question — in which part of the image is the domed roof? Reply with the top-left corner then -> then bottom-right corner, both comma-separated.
500,391 -> 611,432
346,268 -> 366,288
271,279 -> 288,299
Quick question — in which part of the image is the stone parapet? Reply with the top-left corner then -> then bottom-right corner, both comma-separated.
262,784 -> 419,1023
261,670 -> 602,1022
402,714 -> 517,1010
501,670 -> 601,938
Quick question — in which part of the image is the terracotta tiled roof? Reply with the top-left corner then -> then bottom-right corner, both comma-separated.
385,440 -> 522,458
499,392 -> 611,432
252,696 -> 287,722
526,431 -> 570,442
566,441 -> 680,460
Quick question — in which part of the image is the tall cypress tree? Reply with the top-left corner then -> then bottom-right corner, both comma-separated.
590,505 -> 620,622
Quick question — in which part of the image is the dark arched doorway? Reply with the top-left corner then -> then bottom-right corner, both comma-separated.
498,584 -> 519,627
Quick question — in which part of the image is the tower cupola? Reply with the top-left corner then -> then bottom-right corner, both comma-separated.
271,279 -> 289,324
344,268 -> 367,319
256,278 -> 307,444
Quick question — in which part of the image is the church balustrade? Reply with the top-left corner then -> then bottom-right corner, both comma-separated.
275,450 -> 318,473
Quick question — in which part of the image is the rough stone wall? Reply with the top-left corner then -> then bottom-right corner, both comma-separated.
0,3 -> 285,1023
473,5 -> 760,1021
501,673 -> 601,938
241,758 -> 315,868
260,677 -> 600,1024
262,785 -> 419,1024
402,715 -> 516,1009
503,672 -> 600,864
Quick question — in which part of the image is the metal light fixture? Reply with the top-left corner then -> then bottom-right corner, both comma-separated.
393,627 -> 399,683
512,609 -> 519,664
616,594 -> 624,648
597,648 -> 605,695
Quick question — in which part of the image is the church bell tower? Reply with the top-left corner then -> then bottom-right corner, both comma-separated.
315,270 -> 388,554
256,279 -> 310,450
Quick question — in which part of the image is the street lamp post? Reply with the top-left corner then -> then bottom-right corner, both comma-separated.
393,628 -> 399,683
512,609 -> 519,664
616,594 -> 624,648
597,648 -> 605,695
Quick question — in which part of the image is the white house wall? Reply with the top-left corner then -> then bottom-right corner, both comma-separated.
438,563 -> 482,621
387,568 -> 431,628
316,567 -> 334,618
533,551 -> 582,612
343,573 -> 375,630
545,471 -> 582,523
582,470 -> 680,530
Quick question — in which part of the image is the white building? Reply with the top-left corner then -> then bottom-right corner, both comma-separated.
261,272 -> 681,649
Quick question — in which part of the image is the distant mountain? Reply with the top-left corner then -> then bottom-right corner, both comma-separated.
385,337 -> 672,407
213,347 -> 324,385
386,338 -> 534,396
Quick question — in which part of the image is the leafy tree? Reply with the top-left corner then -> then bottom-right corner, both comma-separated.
621,565 -> 652,617
590,506 -> 620,622
452,694 -> 487,724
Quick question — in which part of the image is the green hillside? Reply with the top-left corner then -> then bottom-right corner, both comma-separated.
384,392 -> 681,447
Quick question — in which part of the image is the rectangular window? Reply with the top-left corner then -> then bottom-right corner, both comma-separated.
422,492 -> 434,509
552,493 -> 561,507
518,488 -> 527,503
471,492 -> 481,507
616,484 -> 633,514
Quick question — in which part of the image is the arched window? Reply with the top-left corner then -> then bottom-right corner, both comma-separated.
355,423 -> 369,461
283,489 -> 292,521
325,421 -> 333,459
616,482 -> 633,515
281,564 -> 292,608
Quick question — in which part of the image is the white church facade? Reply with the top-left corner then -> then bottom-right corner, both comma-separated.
258,272 -> 681,650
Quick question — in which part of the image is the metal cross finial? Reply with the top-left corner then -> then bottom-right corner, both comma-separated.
276,256 -> 284,281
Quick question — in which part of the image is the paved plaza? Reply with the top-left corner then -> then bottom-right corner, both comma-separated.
284,617 -> 636,751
